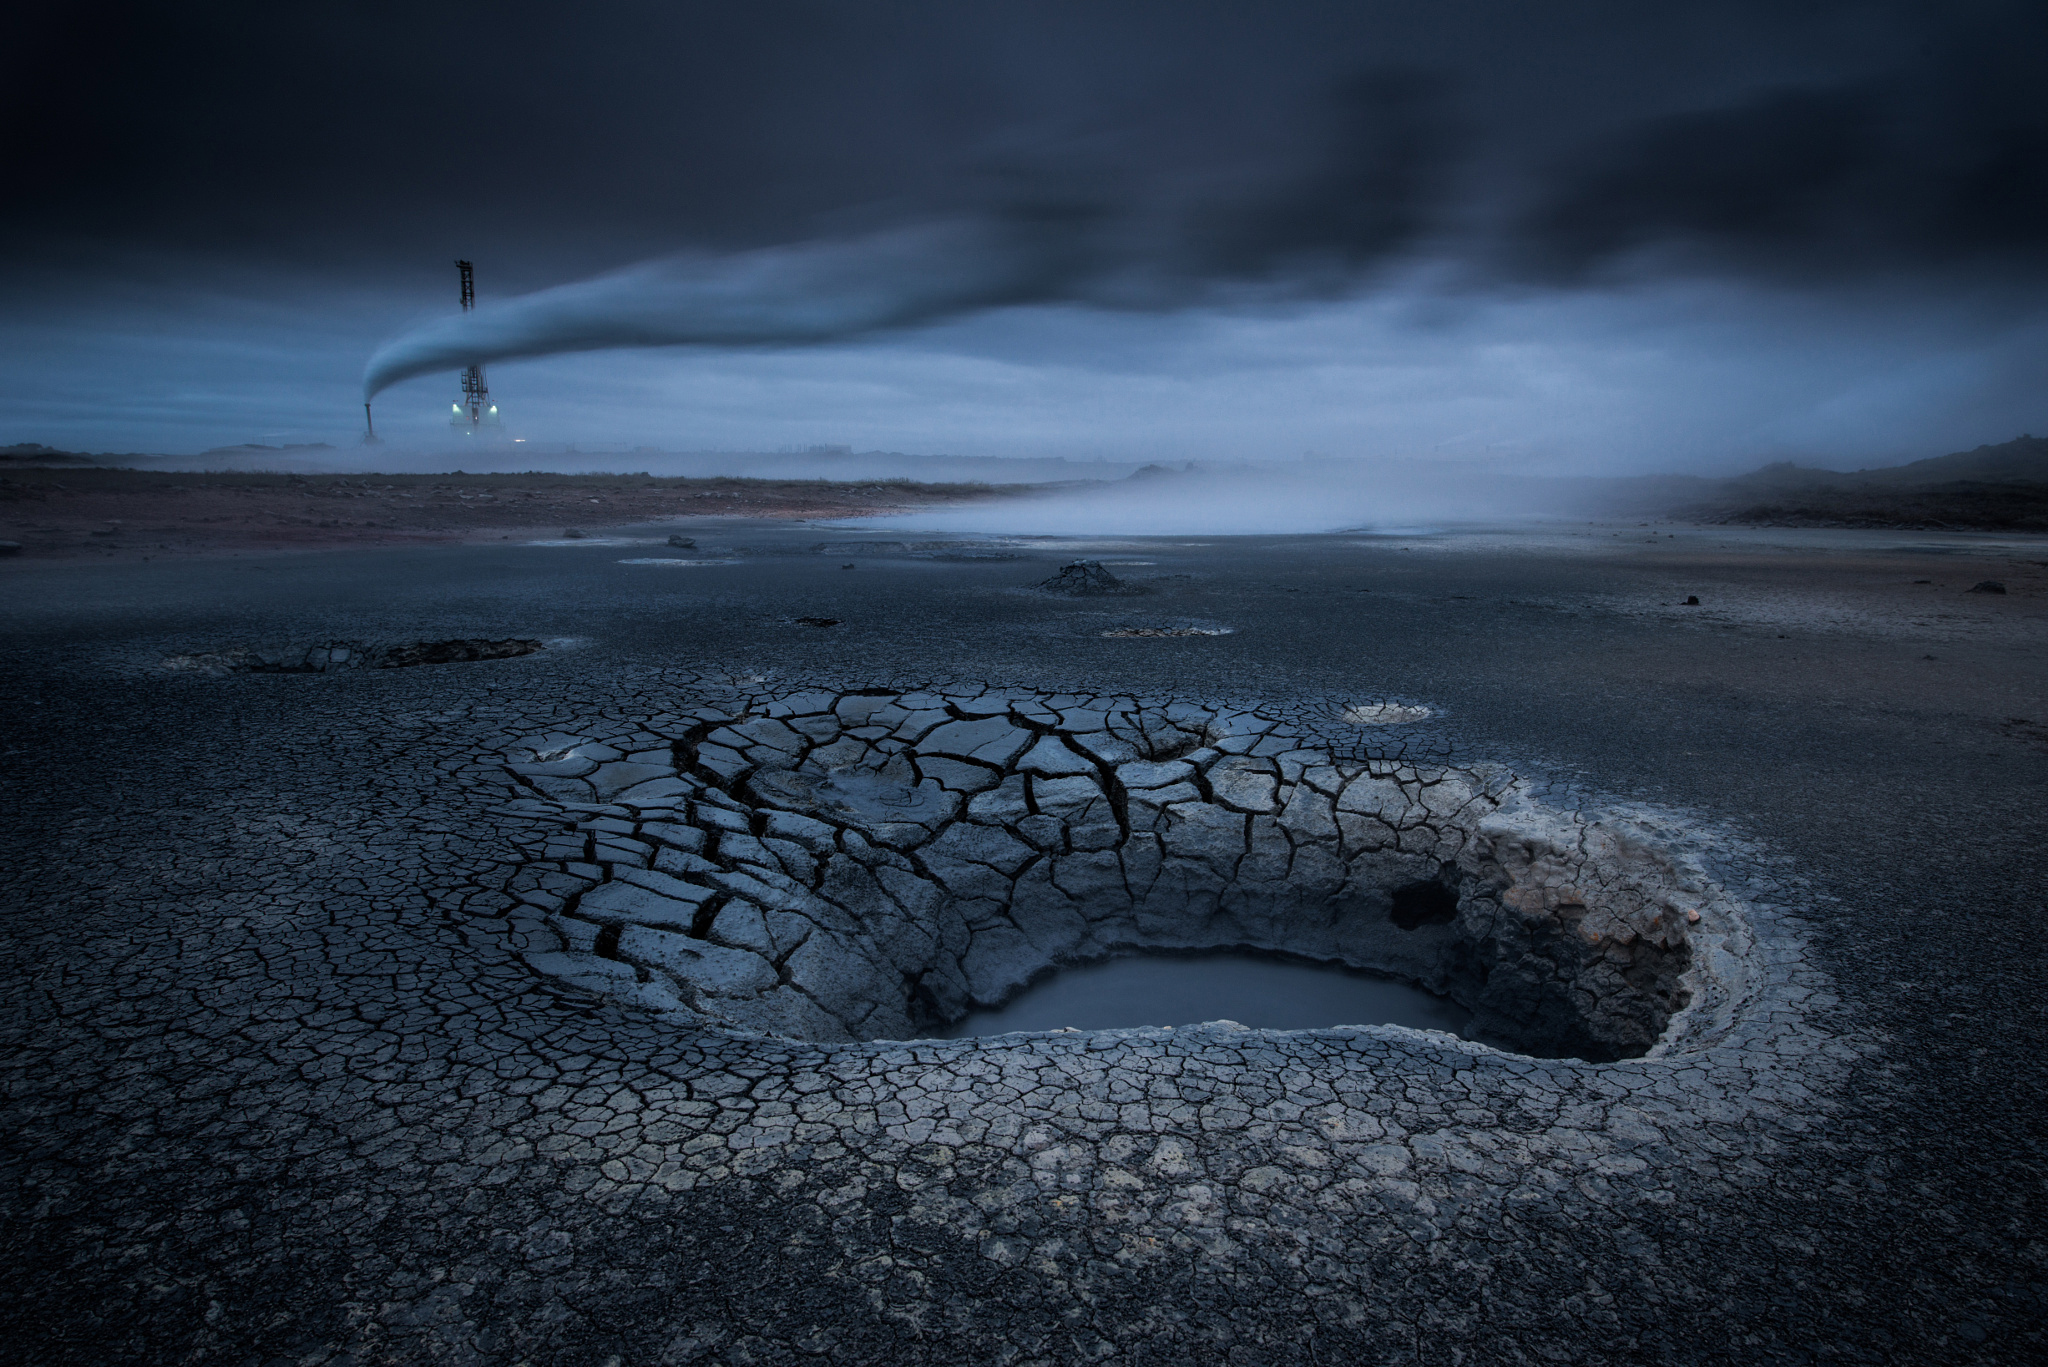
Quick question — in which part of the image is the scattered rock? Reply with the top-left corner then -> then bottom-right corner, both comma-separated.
562,529 -> 586,539
1342,702 -> 1432,725
1683,595 -> 1700,605
666,534 -> 697,549
1967,580 -> 2007,594
1037,560 -> 1132,596
795,617 -> 841,628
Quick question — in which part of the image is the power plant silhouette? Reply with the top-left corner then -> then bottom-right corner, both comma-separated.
362,260 -> 504,444
450,260 -> 502,434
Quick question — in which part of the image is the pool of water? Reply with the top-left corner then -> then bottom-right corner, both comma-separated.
931,950 -> 1473,1039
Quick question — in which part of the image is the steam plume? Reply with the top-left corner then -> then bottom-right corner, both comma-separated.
363,220 -> 1101,401
362,72 -> 1454,400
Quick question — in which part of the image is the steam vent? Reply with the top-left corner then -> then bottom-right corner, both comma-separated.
501,679 -> 1760,1061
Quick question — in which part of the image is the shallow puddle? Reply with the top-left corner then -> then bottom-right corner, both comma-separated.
931,951 -> 1473,1039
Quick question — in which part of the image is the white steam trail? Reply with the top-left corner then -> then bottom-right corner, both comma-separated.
362,221 -> 1086,400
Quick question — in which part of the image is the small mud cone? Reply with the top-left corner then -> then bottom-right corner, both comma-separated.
1037,560 -> 1128,596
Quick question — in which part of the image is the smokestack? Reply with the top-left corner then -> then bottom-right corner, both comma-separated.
453,259 -> 496,431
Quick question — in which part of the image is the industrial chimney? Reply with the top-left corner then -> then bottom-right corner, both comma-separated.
450,260 -> 503,432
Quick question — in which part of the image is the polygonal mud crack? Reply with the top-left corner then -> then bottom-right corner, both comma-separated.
495,682 -> 1759,1062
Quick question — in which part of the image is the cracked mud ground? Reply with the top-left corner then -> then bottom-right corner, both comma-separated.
2,523 -> 2044,1365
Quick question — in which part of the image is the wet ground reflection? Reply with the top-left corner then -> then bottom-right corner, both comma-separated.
933,950 -> 1472,1039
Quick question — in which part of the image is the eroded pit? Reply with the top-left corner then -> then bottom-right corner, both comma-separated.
165,638 -> 545,674
498,685 -> 1751,1062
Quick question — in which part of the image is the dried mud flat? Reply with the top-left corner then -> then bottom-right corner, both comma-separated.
1,522 -> 2043,1366
0,468 -> 1028,561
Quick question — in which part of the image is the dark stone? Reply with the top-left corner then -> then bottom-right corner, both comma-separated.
1968,580 -> 2007,594
1684,595 -> 1700,605
796,617 -> 841,628
562,528 -> 586,539
666,534 -> 697,549
1037,560 -> 1130,596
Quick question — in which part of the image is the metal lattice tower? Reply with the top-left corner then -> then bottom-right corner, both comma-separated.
453,260 -> 496,429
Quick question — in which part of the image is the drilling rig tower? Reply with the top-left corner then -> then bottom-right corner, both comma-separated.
450,260 -> 503,432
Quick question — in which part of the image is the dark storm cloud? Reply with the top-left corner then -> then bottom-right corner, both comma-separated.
359,68 -> 1466,398
5,2 -> 1468,282
1513,56 -> 2048,281
11,2 -> 2043,285
9,1 -> 2048,438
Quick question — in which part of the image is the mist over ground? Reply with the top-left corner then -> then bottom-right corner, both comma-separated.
856,459 -> 1586,538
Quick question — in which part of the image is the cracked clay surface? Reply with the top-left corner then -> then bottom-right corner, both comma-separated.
499,682 -> 1730,1061
2,525 -> 2042,1365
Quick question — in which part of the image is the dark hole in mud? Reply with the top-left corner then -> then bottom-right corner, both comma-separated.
377,639 -> 545,667
926,949 -> 1472,1039
167,638 -> 544,674
1389,875 -> 1460,929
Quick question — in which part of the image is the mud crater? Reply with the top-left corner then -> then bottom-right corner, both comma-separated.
499,685 -> 1752,1061
166,638 -> 545,674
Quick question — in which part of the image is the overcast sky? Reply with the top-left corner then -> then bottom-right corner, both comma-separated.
5,1 -> 2045,471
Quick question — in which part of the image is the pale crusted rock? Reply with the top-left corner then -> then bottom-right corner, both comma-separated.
620,927 -> 778,997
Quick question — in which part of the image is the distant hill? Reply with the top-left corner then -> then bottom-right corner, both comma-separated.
1,442 -> 95,466
1728,434 -> 2048,491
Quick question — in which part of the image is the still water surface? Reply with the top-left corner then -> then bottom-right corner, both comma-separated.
934,951 -> 1471,1038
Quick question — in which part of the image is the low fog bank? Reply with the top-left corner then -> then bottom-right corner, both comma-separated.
854,436 -> 2048,536
11,433 -> 2043,536
857,459 -> 1609,536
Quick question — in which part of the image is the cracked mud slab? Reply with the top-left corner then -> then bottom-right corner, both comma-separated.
497,680 -> 1737,1061
1,524 -> 2042,1365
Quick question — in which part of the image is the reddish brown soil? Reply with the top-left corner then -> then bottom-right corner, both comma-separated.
0,469 -> 1026,562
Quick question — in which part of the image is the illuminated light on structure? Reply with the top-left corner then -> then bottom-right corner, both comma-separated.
451,260 -> 504,432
